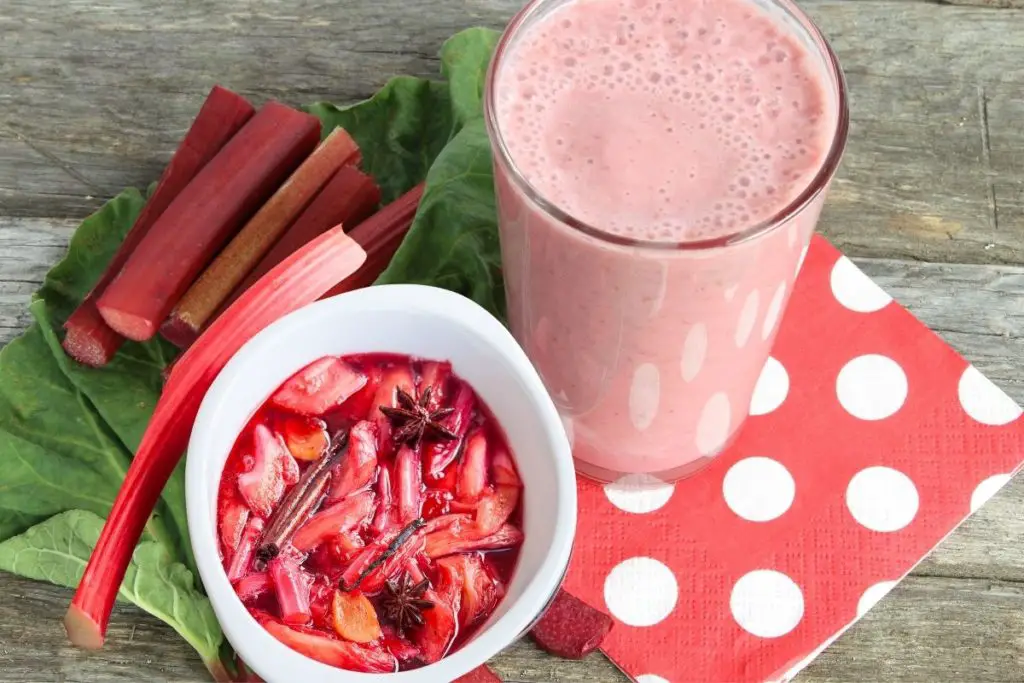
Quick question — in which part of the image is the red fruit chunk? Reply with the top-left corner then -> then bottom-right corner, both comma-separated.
529,589 -> 613,660
415,584 -> 459,664
262,620 -> 398,673
269,553 -> 314,626
272,356 -> 368,416
456,431 -> 489,503
331,590 -> 382,644
439,554 -> 501,629
425,382 -> 476,478
395,446 -> 423,524
455,665 -> 503,683
326,420 -> 378,504
381,625 -> 422,662
371,464 -> 397,536
234,572 -> 272,603
226,516 -> 264,582
370,364 -> 416,455
425,523 -> 524,560
476,485 -> 520,535
218,489 -> 250,562
292,490 -> 375,552
238,424 -> 300,518
281,415 -> 329,462
418,361 -> 452,411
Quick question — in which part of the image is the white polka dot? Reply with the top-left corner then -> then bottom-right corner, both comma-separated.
730,570 -> 804,638
735,290 -> 760,347
696,392 -> 732,455
605,473 -> 675,514
761,282 -> 787,341
636,676 -> 669,683
604,557 -> 678,627
723,457 -> 795,522
629,363 -> 660,431
750,357 -> 789,416
559,413 -> 575,450
857,580 -> 897,618
836,354 -> 908,420
795,244 -> 809,277
680,324 -> 707,382
725,284 -> 739,301
846,466 -> 919,532
830,256 -> 892,313
958,366 -> 1022,426
970,473 -> 1012,513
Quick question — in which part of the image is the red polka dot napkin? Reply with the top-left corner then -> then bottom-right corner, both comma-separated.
562,236 -> 1024,683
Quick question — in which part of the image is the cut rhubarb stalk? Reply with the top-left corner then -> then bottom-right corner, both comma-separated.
234,572 -> 272,603
262,620 -> 398,673
456,430 -> 489,503
421,513 -> 474,536
321,183 -> 425,299
529,589 -> 614,660
62,85 -> 254,366
395,446 -> 423,524
227,517 -> 264,582
371,463 -> 397,536
218,487 -> 251,563
326,420 -> 379,504
163,127 -> 361,345
417,360 -> 452,411
454,665 -> 503,683
425,382 -> 476,479
370,364 -> 416,457
331,590 -> 383,644
292,490 -> 375,552
207,165 -> 381,338
97,101 -> 321,341
271,356 -> 368,417
425,523 -> 524,560
270,553 -> 315,625
237,424 -> 301,519
65,227 -> 366,650
280,415 -> 329,462
476,486 -> 520,535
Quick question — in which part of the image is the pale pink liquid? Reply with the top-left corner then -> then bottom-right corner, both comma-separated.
488,0 -> 841,480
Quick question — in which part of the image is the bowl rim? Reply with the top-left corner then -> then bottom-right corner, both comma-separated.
186,284 -> 577,682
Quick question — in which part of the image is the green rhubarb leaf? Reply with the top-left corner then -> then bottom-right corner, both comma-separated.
0,510 -> 221,664
440,27 -> 501,128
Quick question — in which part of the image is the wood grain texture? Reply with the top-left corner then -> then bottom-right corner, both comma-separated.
3,0 -> 1024,681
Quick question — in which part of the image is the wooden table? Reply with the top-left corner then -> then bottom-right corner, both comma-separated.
2,0 -> 1024,680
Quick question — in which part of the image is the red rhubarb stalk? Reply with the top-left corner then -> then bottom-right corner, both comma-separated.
226,517 -> 264,583
425,523 -> 524,560
326,420 -> 379,504
291,490 -> 376,552
65,227 -> 366,649
269,553 -> 314,625
456,430 -> 489,503
62,85 -> 254,366
97,101 -> 321,341
371,464 -> 397,536
162,128 -> 361,346
395,446 -> 423,524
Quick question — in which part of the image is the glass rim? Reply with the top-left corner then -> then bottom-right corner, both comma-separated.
483,0 -> 851,252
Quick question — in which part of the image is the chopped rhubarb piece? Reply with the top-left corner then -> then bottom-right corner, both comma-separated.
417,360 -> 452,411
163,127 -> 361,345
227,516 -> 264,582
414,586 -> 459,664
326,420 -> 379,503
292,490 -> 375,552
476,485 -> 520,535
455,665 -> 503,683
491,443 -> 521,488
65,227 -> 366,649
370,364 -> 416,456
62,85 -> 254,366
234,572 -> 272,604
530,589 -> 614,660
439,554 -> 501,629
270,553 -> 314,626
381,625 -> 422,662
328,531 -> 366,567
271,356 -> 368,417
237,424 -> 301,519
97,101 -> 321,341
371,463 -> 397,536
395,446 -> 423,524
425,382 -> 476,479
331,590 -> 383,644
280,415 -> 329,462
425,523 -> 524,560
456,430 -> 489,503
321,183 -> 425,299
218,487 -> 250,562
215,165 -> 381,328
262,620 -> 398,673
421,513 -> 474,536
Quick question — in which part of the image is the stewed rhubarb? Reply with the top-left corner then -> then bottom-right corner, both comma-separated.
218,353 -> 524,672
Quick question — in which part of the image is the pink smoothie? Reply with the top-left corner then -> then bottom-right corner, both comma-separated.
487,0 -> 843,479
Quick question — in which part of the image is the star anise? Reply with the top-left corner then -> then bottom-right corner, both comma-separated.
379,572 -> 434,637
379,386 -> 458,448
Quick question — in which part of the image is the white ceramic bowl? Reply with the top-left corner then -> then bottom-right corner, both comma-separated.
186,285 -> 577,683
